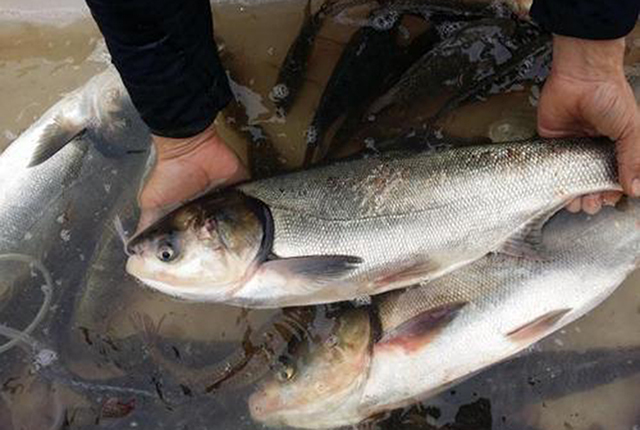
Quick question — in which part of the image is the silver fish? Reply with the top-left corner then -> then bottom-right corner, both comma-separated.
248,197 -> 640,428
126,137 -> 619,308
0,67 -> 148,254
126,138 -> 620,308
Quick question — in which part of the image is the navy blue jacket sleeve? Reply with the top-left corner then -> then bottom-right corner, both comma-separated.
85,0 -> 233,138
531,0 -> 640,40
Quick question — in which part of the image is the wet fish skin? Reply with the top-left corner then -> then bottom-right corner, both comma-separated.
126,137 -> 620,308
249,198 -> 640,428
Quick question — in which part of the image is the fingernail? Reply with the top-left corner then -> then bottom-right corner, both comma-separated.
633,179 -> 640,197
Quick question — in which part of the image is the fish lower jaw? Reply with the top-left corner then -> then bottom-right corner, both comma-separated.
136,277 -> 238,303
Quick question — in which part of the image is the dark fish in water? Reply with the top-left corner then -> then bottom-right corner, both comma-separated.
270,0 -> 335,114
326,24 -> 443,160
249,198 -> 640,428
368,18 -> 519,115
430,24 -> 551,123
126,138 -> 619,308
303,15 -> 402,166
271,0 -> 388,115
342,18 -> 548,152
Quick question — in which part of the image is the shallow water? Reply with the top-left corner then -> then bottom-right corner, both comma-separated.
2,1 -> 640,429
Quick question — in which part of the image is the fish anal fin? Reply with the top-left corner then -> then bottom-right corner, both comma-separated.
374,258 -> 439,290
506,308 -> 572,344
28,115 -> 85,167
497,204 -> 565,260
378,302 -> 467,353
262,255 -> 362,290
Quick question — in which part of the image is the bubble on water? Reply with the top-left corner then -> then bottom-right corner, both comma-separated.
436,21 -> 464,39
60,229 -> 71,242
269,84 -> 289,102
34,348 -> 58,369
370,10 -> 399,31
305,125 -> 319,145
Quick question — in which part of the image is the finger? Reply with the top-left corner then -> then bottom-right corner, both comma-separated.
581,193 -> 602,215
135,208 -> 163,236
615,113 -> 640,197
601,190 -> 623,206
565,198 -> 582,213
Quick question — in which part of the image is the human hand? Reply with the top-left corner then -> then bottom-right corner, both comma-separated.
137,124 -> 249,232
537,35 -> 640,214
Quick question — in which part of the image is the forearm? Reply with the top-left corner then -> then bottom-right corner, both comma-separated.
530,0 -> 640,40
85,0 -> 233,138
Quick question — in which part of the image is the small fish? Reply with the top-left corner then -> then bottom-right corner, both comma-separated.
126,138 -> 619,308
249,198 -> 640,428
304,14 -> 401,166
270,0 -> 334,114
367,18 -> 519,115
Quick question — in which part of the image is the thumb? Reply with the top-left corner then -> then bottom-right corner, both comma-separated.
615,119 -> 640,197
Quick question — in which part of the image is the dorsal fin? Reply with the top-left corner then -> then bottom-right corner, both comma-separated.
28,115 -> 86,167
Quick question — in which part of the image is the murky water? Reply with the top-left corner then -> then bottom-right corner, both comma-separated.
2,1 -> 640,429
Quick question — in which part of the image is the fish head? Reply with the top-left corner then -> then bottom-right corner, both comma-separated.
249,309 -> 372,428
125,191 -> 268,301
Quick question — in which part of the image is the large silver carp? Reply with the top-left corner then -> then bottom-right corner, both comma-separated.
126,137 -> 619,308
0,67 -> 150,346
0,67 -> 149,255
248,197 -> 640,428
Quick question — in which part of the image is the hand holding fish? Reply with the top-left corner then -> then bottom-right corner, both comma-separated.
137,124 -> 249,232
538,35 -> 640,213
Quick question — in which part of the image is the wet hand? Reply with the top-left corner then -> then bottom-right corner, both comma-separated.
137,124 -> 249,232
538,35 -> 640,214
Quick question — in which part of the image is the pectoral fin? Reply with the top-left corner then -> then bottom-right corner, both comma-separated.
498,203 -> 565,260
262,255 -> 362,291
506,308 -> 571,344
28,115 -> 86,167
378,302 -> 467,352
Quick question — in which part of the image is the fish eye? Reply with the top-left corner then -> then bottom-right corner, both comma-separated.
276,364 -> 296,382
156,240 -> 178,263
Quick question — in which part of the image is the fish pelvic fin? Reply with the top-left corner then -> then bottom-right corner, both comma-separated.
262,255 -> 362,291
378,302 -> 467,353
506,308 -> 571,344
28,115 -> 86,167
373,258 -> 440,290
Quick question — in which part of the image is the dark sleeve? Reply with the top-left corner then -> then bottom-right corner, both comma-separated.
530,0 -> 640,40
85,0 -> 233,138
